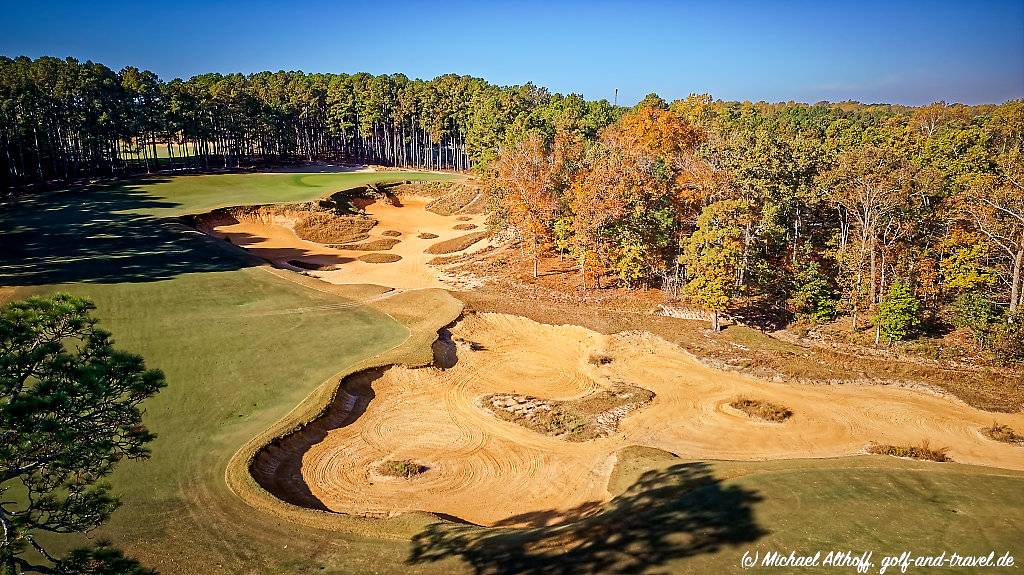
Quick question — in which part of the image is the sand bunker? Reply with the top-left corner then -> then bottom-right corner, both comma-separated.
272,313 -> 1024,527
196,193 -> 491,290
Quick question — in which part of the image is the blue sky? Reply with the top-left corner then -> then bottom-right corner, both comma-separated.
1,0 -> 1021,105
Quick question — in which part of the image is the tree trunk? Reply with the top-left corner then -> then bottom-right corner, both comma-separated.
1011,244 -> 1024,314
533,235 -> 539,279
712,311 -> 720,332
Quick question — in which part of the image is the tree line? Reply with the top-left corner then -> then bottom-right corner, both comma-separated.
3,55 -> 1021,361
0,55 -> 616,192
490,94 -> 1023,362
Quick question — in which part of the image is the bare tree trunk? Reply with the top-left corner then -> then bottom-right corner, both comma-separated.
533,235 -> 539,278
712,311 -> 720,332
1011,245 -> 1024,313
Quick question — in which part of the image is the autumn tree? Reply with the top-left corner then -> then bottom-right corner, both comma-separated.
819,140 -> 916,331
683,200 -> 752,331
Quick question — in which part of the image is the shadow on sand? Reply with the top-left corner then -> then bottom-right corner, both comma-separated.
408,462 -> 765,574
0,179 -> 256,285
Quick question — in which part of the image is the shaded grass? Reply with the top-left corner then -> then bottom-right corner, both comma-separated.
410,448 -> 1024,575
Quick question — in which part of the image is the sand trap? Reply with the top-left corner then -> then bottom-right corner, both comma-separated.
292,313 -> 1024,526
203,195 -> 490,289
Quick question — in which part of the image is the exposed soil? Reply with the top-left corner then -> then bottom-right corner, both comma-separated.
425,232 -> 490,255
193,192 -> 491,290
333,238 -> 401,251
394,180 -> 487,216
289,312 -> 1024,526
867,441 -> 952,462
208,178 -> 1024,530
358,253 -> 402,264
375,459 -> 429,479
484,383 -> 655,441
729,398 -> 793,422
981,423 -> 1024,445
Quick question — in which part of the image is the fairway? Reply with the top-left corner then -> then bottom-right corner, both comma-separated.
3,172 -> 1024,574
127,171 -> 460,217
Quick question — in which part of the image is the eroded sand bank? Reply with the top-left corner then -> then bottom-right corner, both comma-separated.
295,313 -> 1024,527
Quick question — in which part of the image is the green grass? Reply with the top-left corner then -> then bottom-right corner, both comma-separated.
128,171 -> 458,217
409,448 -> 1024,574
4,172 -> 1024,574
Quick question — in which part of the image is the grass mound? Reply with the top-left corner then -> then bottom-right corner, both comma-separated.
729,398 -> 793,422
453,223 -> 478,230
484,383 -> 654,441
294,212 -> 376,245
456,215 -> 473,221
334,238 -> 401,251
981,423 -> 1024,445
418,232 -> 439,239
588,353 -> 613,366
358,253 -> 402,264
868,440 -> 951,462
425,232 -> 489,255
381,230 -> 402,237
376,459 -> 428,479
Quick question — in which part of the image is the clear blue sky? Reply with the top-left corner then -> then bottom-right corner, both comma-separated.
1,0 -> 1022,105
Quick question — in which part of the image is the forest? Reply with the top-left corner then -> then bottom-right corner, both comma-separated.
2,55 -> 1022,363
0,55 -> 614,188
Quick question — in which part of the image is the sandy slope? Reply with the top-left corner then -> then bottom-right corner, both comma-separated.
299,312 -> 1024,527
209,196 -> 489,289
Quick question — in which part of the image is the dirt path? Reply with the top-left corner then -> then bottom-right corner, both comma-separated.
299,312 -> 1024,527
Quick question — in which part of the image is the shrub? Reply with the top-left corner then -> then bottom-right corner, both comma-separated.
424,231 -> 489,254
788,260 -> 836,324
588,353 -> 612,366
875,280 -> 921,343
729,398 -> 793,422
377,460 -> 428,478
993,311 -> 1024,366
981,423 -> 1024,445
867,440 -> 950,462
949,291 -> 996,349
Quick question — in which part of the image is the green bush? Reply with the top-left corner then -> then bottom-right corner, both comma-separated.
875,280 -> 921,343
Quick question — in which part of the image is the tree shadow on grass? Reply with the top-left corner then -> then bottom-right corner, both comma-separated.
408,462 -> 765,574
0,179 -> 257,285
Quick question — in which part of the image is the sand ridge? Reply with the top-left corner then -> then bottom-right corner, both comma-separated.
297,312 -> 1024,527
206,195 -> 490,290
